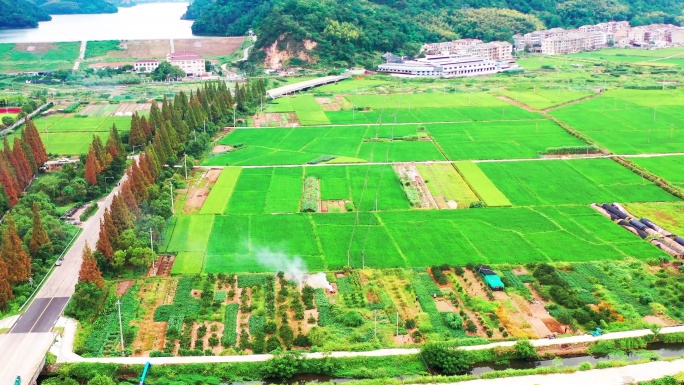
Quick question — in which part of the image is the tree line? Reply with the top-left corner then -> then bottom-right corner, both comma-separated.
68,80 -> 267,322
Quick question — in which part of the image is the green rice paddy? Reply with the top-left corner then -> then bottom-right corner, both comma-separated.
200,167 -> 242,214
477,158 -> 678,206
453,161 -> 511,207
163,205 -> 665,273
630,155 -> 684,188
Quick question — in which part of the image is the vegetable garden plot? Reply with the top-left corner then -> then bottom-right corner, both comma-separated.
199,167 -> 242,214
416,163 -> 479,208
453,161 -> 511,207
428,120 -> 584,160
477,159 -> 678,206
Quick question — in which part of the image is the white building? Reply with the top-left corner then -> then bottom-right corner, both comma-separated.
378,54 -> 517,78
166,52 -> 206,76
134,60 -> 159,73
422,39 -> 513,62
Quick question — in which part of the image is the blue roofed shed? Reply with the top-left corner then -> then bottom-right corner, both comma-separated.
478,265 -> 505,291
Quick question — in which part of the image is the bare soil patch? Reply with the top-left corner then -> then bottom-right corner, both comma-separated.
496,95 -> 537,112
101,40 -> 171,59
131,279 -> 171,356
149,255 -> 174,277
644,315 -> 668,326
316,97 -> 342,111
116,280 -> 135,296
115,102 -> 152,116
212,145 -> 233,153
14,43 -> 58,54
435,299 -> 458,312
174,37 -> 246,57
321,200 -> 351,213
183,168 -> 222,214
87,61 -> 131,69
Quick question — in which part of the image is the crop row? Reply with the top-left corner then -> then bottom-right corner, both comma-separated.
222,304 -> 239,347
412,273 -> 448,335
301,176 -> 320,212
315,289 -> 332,326
81,284 -> 140,357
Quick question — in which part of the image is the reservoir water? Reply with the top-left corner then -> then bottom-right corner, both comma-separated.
0,2 -> 194,43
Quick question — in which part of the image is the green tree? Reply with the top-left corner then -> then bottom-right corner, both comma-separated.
421,344 -> 472,375
1,116 -> 14,126
151,62 -> 186,81
514,340 -> 538,360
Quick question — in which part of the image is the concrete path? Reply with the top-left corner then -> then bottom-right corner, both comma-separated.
55,324 -> 684,365
73,40 -> 87,71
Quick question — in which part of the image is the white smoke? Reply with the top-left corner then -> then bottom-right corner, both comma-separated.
252,246 -> 333,290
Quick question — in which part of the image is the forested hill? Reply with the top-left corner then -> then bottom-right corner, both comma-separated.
186,0 -> 684,66
0,0 -> 51,28
33,0 -> 118,15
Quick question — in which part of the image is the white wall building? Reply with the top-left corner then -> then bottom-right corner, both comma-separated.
422,39 -> 513,62
134,60 -> 159,73
378,54 -> 517,78
166,52 -> 206,76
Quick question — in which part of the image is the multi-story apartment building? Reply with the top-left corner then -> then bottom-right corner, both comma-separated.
421,39 -> 513,61
166,52 -> 206,77
134,60 -> 159,73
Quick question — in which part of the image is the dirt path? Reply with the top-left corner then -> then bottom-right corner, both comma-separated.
541,93 -> 601,112
496,95 -> 537,112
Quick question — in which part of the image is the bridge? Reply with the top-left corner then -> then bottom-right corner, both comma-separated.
266,74 -> 351,99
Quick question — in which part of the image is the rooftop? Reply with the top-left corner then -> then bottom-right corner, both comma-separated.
168,52 -> 203,61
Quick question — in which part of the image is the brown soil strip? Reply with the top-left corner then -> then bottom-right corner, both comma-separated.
212,145 -> 233,153
131,279 -> 171,356
174,37 -> 246,57
497,95 -> 537,112
394,163 -> 438,209
116,280 -> 135,296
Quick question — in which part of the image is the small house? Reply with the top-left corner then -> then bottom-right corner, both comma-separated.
477,265 -> 504,291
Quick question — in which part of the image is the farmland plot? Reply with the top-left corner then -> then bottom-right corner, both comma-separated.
550,91 -> 684,154
416,163 -> 478,208
500,88 -> 595,110
325,106 -> 539,125
203,125 -> 445,166
630,155 -> 684,188
225,167 -> 303,214
477,158 -> 678,206
200,167 -> 242,214
163,205 -> 667,273
429,120 -> 584,160
453,161 -> 511,207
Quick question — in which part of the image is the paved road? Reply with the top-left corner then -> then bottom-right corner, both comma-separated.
0,171 -> 129,385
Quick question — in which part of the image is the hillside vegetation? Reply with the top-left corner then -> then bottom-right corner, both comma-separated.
34,0 -> 118,15
0,0 -> 51,28
186,0 -> 683,65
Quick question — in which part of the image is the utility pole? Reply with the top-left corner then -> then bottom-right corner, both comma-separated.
116,299 -> 125,357
169,181 -> 174,215
396,311 -> 399,336
233,104 -> 237,127
374,310 -> 377,338
362,250 -> 365,269
347,250 -> 350,267
184,153 -> 188,180
149,228 -> 154,250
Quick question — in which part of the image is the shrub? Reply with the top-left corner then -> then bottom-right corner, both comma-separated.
293,334 -> 311,347
307,155 -> 336,164
443,313 -> 463,330
340,310 -> 364,327
421,344 -> 472,375
405,318 -> 416,329
221,304 -> 239,347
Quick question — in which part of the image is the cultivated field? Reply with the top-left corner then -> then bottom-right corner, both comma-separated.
569,47 -> 684,66
477,158 -> 678,206
500,88 -> 595,110
83,37 -> 246,63
550,90 -> 684,154
631,155 -> 684,188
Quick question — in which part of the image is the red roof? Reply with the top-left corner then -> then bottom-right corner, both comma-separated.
135,60 -> 159,63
